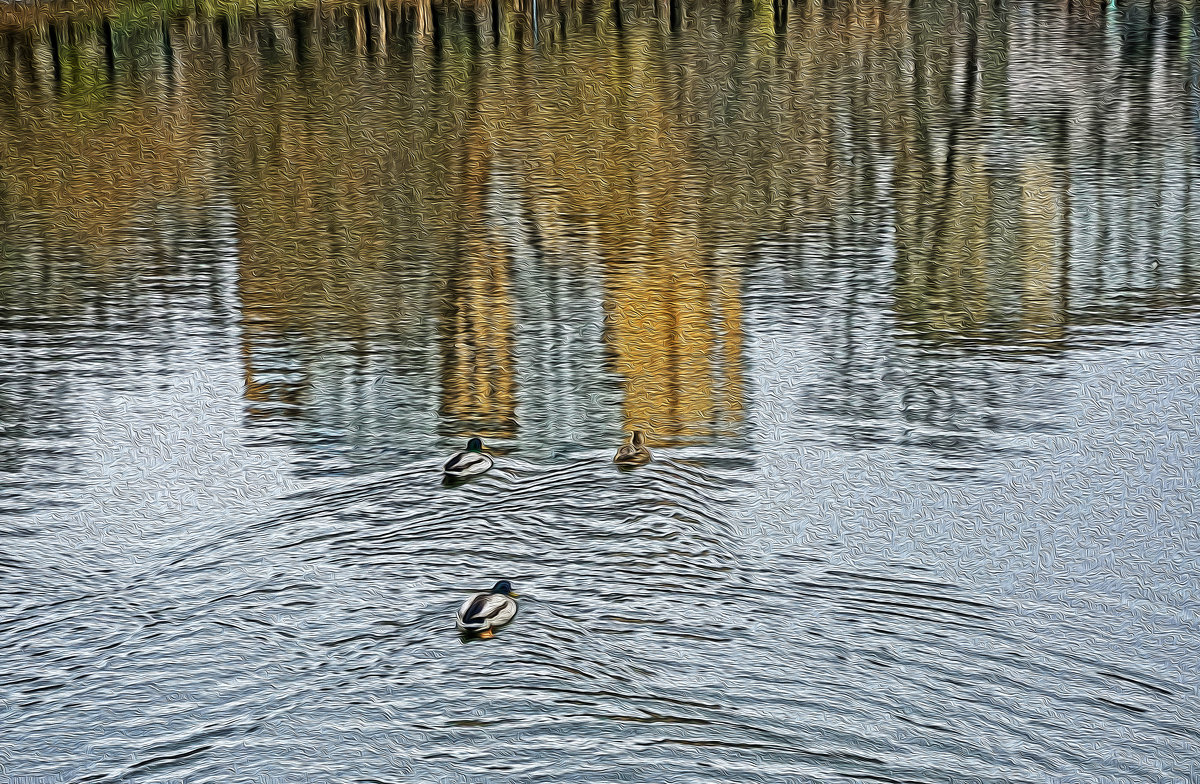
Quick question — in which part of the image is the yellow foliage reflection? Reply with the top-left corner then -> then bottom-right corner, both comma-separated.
438,98 -> 518,439
490,28 -> 745,440
3,0 -> 1153,443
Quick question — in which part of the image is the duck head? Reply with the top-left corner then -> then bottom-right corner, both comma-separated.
630,431 -> 645,447
467,437 -> 484,452
491,580 -> 518,596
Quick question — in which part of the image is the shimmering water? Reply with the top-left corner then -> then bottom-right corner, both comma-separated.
2,0 -> 1199,781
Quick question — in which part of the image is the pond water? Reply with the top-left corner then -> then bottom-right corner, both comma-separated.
2,1 -> 1199,781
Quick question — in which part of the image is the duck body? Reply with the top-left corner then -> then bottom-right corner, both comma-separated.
444,437 -> 493,479
613,431 -> 652,467
456,581 -> 519,638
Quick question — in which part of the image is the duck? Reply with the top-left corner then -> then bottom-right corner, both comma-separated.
444,437 -> 493,479
456,580 -> 519,639
613,430 -> 652,467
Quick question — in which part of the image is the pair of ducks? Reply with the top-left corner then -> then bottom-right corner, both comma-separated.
442,431 -> 652,479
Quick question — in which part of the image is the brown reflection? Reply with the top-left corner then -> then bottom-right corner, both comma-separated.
494,26 -> 746,441
602,259 -> 745,440
1017,154 -> 1068,343
220,11 -> 521,434
889,0 -> 1075,348
0,28 -> 210,250
3,0 -> 1198,447
438,76 -> 518,439
228,17 -> 396,418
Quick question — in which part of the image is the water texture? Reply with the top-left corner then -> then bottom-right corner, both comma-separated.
1,0 -> 1199,781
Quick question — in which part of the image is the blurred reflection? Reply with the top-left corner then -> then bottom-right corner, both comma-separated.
439,66 -> 518,439
2,0 -> 1198,462
507,27 -> 746,440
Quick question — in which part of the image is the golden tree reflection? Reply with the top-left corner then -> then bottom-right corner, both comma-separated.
490,27 -> 746,440
2,0 -> 1193,445
438,80 -> 518,439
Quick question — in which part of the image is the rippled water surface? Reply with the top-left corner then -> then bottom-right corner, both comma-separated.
2,0 -> 1200,781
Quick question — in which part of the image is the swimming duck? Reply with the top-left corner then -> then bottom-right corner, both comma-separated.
444,437 -> 493,479
613,431 -> 652,467
456,580 -> 519,639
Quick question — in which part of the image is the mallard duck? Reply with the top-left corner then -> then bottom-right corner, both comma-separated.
456,580 -> 519,638
613,431 -> 652,467
444,437 -> 493,478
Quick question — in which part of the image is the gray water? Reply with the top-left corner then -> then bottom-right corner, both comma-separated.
2,0 -> 1199,781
